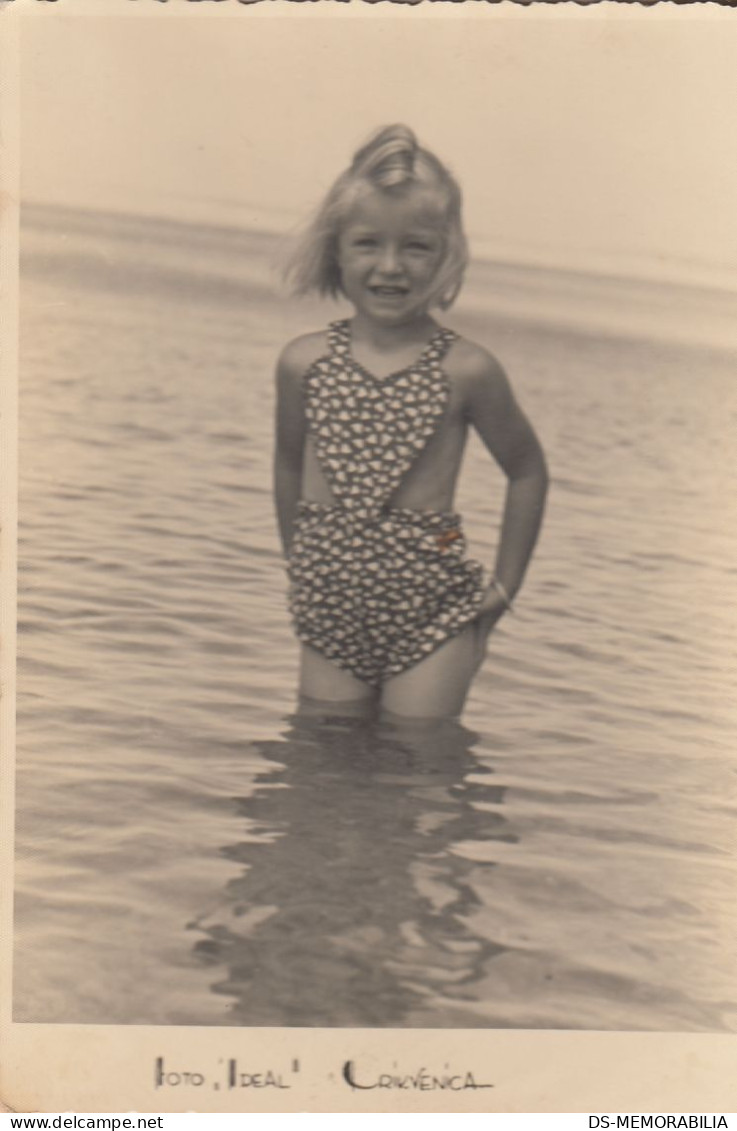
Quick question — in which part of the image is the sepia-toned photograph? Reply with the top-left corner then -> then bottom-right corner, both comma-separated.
5,1 -> 737,1099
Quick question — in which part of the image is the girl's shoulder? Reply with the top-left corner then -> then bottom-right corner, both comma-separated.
445,332 -> 510,395
276,329 -> 330,382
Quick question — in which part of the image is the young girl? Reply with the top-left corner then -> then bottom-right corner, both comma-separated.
275,125 -> 548,720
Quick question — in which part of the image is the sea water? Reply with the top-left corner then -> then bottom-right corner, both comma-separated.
13,204 -> 737,1028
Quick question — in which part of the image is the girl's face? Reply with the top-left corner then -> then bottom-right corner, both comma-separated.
336,187 -> 446,327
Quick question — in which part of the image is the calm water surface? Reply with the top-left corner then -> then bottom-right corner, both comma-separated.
14,206 -> 737,1028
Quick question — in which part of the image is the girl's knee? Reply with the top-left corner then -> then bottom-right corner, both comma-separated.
297,693 -> 376,720
380,703 -> 461,724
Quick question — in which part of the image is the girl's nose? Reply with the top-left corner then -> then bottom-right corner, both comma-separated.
376,244 -> 401,274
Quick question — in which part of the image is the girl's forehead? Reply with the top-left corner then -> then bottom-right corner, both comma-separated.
342,186 -> 446,232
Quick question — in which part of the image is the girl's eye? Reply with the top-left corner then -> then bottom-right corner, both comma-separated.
353,237 -> 377,248
406,241 -> 433,252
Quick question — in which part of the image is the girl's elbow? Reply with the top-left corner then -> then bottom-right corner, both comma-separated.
510,447 -> 548,487
527,437 -> 549,487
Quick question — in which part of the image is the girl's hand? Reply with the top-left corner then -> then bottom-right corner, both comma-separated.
474,584 -> 510,634
470,585 -> 510,675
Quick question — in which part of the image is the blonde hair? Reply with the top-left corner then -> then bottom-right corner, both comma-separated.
286,125 -> 468,311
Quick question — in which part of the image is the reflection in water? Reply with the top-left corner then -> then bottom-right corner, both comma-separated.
190,714 -> 513,1026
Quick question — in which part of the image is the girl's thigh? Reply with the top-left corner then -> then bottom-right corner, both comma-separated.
298,643 -> 376,710
380,622 -> 486,720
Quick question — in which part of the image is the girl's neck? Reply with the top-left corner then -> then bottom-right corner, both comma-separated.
349,312 -> 438,354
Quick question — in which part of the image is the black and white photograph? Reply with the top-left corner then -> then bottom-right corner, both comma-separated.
3,1 -> 737,1113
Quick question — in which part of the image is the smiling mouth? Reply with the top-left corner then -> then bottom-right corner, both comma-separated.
370,285 -> 409,297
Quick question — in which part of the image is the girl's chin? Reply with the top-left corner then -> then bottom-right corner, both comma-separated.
360,310 -> 424,329
354,294 -> 430,323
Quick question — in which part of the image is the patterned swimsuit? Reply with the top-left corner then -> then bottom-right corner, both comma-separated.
288,319 -> 485,686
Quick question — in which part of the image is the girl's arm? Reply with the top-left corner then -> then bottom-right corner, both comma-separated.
465,349 -> 549,615
273,341 -> 308,557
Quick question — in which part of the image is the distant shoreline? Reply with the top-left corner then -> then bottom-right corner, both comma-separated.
21,200 -> 737,354
23,198 -> 737,298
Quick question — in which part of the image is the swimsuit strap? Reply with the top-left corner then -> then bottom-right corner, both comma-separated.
422,326 -> 457,367
327,320 -> 351,359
